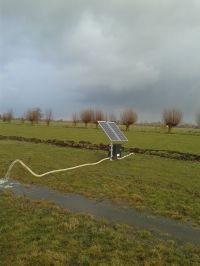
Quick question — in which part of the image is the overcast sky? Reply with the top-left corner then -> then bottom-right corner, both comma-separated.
1,0 -> 200,122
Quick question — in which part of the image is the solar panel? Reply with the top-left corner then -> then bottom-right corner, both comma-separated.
109,122 -> 128,141
98,121 -> 128,142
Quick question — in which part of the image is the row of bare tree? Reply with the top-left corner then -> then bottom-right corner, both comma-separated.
0,107 -> 138,130
0,108 -> 53,126
1,107 -> 200,132
72,108 -> 200,132
25,108 -> 53,126
1,110 -> 13,123
72,108 -> 138,131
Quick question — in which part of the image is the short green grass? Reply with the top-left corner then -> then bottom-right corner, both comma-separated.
1,122 -> 200,264
0,190 -> 199,265
0,121 -> 200,154
1,140 -> 200,224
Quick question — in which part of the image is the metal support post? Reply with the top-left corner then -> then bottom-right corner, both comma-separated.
110,142 -> 113,160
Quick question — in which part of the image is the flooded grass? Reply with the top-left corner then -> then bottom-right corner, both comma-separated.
1,178 -> 200,246
0,190 -> 200,265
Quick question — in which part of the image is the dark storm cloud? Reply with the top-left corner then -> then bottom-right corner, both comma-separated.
1,0 -> 200,122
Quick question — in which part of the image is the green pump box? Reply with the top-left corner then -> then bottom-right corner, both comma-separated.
108,144 -> 122,158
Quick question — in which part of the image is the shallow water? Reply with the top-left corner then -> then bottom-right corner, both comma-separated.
1,178 -> 200,246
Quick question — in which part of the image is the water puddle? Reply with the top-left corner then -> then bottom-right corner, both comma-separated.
1,178 -> 200,246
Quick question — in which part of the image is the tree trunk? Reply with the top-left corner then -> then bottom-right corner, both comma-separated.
168,125 -> 172,133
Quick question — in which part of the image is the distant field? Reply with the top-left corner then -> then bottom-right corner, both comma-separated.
0,121 -> 200,154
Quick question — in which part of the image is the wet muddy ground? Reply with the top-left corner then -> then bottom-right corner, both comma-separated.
1,178 -> 200,246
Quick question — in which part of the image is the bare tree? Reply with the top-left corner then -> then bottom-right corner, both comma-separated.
93,109 -> 105,128
2,113 -> 6,122
196,111 -> 200,128
26,108 -> 42,125
34,108 -> 42,124
2,110 -> 13,123
80,109 -> 93,127
72,112 -> 79,127
26,109 -> 34,125
121,109 -> 138,131
45,109 -> 53,126
163,108 -> 182,133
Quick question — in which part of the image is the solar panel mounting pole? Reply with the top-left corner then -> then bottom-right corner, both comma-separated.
110,142 -> 113,160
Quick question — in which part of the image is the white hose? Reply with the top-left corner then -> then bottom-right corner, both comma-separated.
117,152 -> 134,160
5,153 -> 134,178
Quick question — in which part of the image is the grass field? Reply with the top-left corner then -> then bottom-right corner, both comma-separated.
1,140 -> 200,224
0,121 -> 200,264
1,191 -> 200,265
0,121 -> 200,154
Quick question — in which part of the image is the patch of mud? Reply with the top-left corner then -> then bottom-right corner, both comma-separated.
0,178 -> 200,246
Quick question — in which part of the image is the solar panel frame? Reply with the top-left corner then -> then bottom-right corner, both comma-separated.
98,121 -> 128,142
